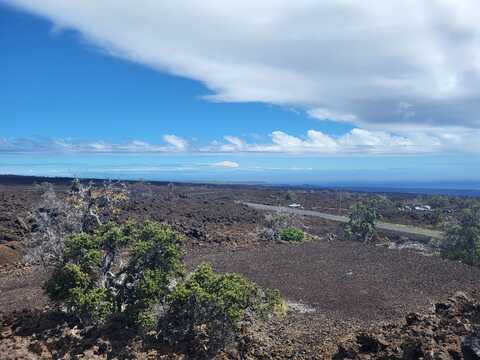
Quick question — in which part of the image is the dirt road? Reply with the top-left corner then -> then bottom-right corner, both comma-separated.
241,201 -> 444,239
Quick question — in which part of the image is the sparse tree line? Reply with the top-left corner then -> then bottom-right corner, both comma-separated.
264,189 -> 480,266
284,189 -> 480,228
341,196 -> 480,267
27,180 -> 284,358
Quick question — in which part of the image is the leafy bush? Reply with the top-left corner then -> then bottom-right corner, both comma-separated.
441,206 -> 480,266
261,213 -> 303,242
344,201 -> 380,242
280,226 -> 305,242
46,221 -> 184,327
162,263 -> 283,357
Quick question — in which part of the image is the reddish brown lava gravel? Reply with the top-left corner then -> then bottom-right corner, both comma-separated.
187,240 -> 480,324
1,176 -> 480,358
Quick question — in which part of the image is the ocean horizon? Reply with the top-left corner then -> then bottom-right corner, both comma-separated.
1,153 -> 479,197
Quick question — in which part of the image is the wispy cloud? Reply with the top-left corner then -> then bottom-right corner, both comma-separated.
162,134 -> 188,151
0,136 -> 189,153
210,161 -> 240,168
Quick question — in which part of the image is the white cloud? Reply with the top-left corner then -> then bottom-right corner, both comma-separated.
203,128 -> 480,154
219,136 -> 246,152
0,135 -> 190,153
5,0 -> 480,140
162,134 -> 188,151
307,108 -> 357,123
2,127 -> 480,155
210,161 -> 240,168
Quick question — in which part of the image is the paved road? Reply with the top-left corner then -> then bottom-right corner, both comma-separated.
240,201 -> 444,239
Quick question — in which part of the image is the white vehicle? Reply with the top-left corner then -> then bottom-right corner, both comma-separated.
288,203 -> 302,208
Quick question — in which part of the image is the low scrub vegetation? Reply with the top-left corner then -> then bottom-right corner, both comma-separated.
285,190 -> 297,202
441,206 -> 480,266
261,212 -> 307,243
44,220 -> 283,357
163,263 -> 284,356
46,221 -> 184,327
280,226 -> 305,242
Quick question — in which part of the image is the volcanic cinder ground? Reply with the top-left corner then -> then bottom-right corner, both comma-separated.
1,176 -> 479,357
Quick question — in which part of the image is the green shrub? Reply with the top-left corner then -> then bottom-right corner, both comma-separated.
46,222 -> 284,357
344,201 -> 379,242
163,263 -> 283,357
46,263 -> 90,301
46,221 -> 184,327
441,206 -> 480,266
280,226 -> 305,242
285,190 -> 297,202
262,213 -> 293,241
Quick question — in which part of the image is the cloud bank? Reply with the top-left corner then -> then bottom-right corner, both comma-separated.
2,127 -> 480,154
5,0 -> 480,134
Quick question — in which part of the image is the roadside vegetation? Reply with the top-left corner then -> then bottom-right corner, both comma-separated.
441,206 -> 480,266
344,201 -> 380,242
277,189 -> 480,231
342,196 -> 480,269
262,212 -> 307,243
285,190 -> 297,202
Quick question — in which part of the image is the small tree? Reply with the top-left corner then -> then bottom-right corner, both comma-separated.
45,223 -> 284,357
46,221 -> 184,327
441,206 -> 480,266
67,179 -> 130,232
163,263 -> 283,357
344,201 -> 379,242
285,190 -> 297,202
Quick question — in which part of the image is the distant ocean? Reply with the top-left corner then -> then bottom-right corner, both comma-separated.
308,184 -> 480,197
0,153 -> 479,197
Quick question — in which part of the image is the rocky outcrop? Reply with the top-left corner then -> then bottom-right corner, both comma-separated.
334,291 -> 480,359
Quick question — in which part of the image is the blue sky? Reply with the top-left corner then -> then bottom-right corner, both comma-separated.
1,1 -> 480,186
0,6 -> 329,142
